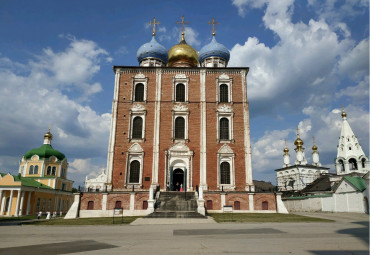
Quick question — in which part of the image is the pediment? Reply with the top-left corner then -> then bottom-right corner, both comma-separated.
169,142 -> 190,152
128,143 -> 143,153
219,73 -> 229,80
218,144 -> 234,154
135,73 -> 146,79
131,104 -> 146,112
175,74 -> 187,79
173,104 -> 188,112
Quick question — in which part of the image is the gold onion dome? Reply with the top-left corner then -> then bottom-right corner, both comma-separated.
341,109 -> 347,118
294,136 -> 304,150
44,129 -> 53,140
312,144 -> 318,151
284,147 -> 289,153
168,33 -> 199,67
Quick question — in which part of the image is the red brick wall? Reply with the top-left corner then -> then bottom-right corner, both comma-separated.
80,193 -> 103,210
226,193 -> 249,210
112,68 -> 249,192
254,193 -> 276,211
107,193 -> 131,210
204,193 -> 221,210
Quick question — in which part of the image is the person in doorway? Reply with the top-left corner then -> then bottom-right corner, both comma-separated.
180,184 -> 183,192
175,182 -> 180,191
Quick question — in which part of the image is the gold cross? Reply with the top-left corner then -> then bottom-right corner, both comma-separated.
149,17 -> 160,36
296,127 -> 300,137
48,124 -> 52,132
313,136 -> 315,145
208,17 -> 219,36
177,15 -> 189,34
284,139 -> 287,147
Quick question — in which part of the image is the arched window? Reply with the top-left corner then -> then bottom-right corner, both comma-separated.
176,83 -> 185,102
87,201 -> 94,210
132,117 -> 143,139
29,165 -> 34,174
129,160 -> 140,183
175,117 -> 185,139
34,165 -> 39,175
262,201 -> 268,210
234,201 -> 240,210
52,166 -> 56,176
362,158 -> 366,168
134,83 -> 144,102
219,84 -> 228,102
219,118 -> 229,140
46,166 -> 52,175
349,158 -> 358,170
339,159 -> 345,172
220,162 -> 230,184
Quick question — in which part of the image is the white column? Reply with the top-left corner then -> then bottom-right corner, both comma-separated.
151,69 -> 162,186
106,69 -> 121,188
19,191 -> 25,216
102,193 -> 107,211
199,69 -> 207,189
221,193 -> 226,207
7,190 -> 14,216
242,70 -> 254,190
26,191 -> 32,215
15,190 -> 21,216
0,190 -> 3,215
249,193 -> 254,211
130,192 -> 135,211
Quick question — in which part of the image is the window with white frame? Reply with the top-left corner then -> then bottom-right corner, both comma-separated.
216,105 -> 234,143
216,73 -> 233,104
172,104 -> 189,141
131,73 -> 148,103
129,104 -> 146,141
126,143 -> 144,187
173,74 -> 189,102
217,144 -> 235,189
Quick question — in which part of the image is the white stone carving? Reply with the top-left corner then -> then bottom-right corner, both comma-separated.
169,142 -> 190,152
175,74 -> 187,79
131,104 -> 146,112
135,73 -> 146,79
217,104 -> 232,113
219,73 -> 229,80
128,143 -> 143,153
218,144 -> 234,154
173,104 -> 188,112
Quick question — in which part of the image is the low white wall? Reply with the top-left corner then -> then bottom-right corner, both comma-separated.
79,209 -> 150,218
283,192 -> 366,213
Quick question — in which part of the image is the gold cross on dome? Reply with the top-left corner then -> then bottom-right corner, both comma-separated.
48,124 -> 52,132
208,17 -> 219,36
296,127 -> 300,137
313,136 -> 315,145
149,17 -> 160,36
177,15 -> 189,34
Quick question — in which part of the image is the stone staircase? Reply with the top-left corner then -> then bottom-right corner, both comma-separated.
145,192 -> 206,218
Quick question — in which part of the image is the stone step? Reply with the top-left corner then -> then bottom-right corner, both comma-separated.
145,211 -> 206,219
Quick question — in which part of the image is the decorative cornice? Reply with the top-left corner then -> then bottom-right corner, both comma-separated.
131,104 -> 146,112
128,143 -> 144,153
217,104 -> 232,113
173,104 -> 188,112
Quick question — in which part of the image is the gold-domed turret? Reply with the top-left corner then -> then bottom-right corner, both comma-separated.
312,136 -> 318,152
341,106 -> 347,118
44,129 -> 53,140
294,127 -> 304,151
283,139 -> 289,155
168,32 -> 199,67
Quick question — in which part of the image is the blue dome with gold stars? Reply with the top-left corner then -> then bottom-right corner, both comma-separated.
137,36 -> 168,64
199,36 -> 230,63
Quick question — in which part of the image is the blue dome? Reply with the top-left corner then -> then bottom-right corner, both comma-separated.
137,36 -> 168,63
199,36 -> 230,63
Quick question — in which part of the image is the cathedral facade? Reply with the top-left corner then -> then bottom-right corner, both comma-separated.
74,18 -> 282,218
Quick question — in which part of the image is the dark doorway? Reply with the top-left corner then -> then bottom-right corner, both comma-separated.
172,168 -> 184,191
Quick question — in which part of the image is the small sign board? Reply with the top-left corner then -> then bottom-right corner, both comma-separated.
114,208 -> 123,215
223,205 -> 233,212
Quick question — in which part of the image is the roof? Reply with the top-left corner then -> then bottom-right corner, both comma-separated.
344,176 -> 367,192
24,144 -> 66,160
0,173 -> 53,189
199,36 -> 230,63
301,175 -> 334,193
275,164 -> 330,171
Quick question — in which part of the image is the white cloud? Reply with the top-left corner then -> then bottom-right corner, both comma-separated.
0,37 -> 111,187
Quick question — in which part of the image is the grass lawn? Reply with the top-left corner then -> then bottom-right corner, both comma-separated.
208,213 -> 334,223
0,215 -> 38,222
22,216 -> 142,225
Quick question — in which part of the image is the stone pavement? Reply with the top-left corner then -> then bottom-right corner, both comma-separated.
0,213 -> 368,255
130,216 -> 216,225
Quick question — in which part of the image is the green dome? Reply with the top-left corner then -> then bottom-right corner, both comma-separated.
24,144 -> 66,160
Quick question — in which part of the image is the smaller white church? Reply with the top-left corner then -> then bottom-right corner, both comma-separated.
275,131 -> 329,192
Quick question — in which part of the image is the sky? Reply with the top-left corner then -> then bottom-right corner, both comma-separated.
0,0 -> 368,188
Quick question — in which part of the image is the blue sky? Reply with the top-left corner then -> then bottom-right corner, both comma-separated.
0,0 -> 368,187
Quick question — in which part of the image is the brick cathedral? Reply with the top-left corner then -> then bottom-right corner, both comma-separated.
70,17 -> 283,218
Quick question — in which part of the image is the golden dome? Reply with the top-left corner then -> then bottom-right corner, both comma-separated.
44,129 -> 53,140
284,147 -> 289,153
312,144 -> 318,151
168,33 -> 199,67
341,109 -> 347,118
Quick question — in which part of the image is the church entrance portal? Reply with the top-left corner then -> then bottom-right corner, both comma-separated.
171,168 -> 185,191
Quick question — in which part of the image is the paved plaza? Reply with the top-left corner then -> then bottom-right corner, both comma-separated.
0,213 -> 368,255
